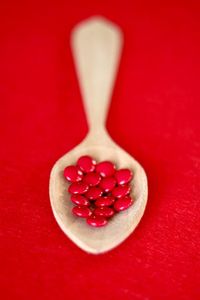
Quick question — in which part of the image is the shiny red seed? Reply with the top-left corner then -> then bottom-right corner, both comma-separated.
95,196 -> 115,207
115,169 -> 133,185
64,165 -> 83,182
94,207 -> 115,218
85,187 -> 103,200
87,215 -> 108,227
72,206 -> 92,218
112,185 -> 131,198
68,182 -> 89,195
99,176 -> 116,192
95,161 -> 115,177
114,196 -> 133,212
77,155 -> 96,173
83,172 -> 101,186
71,195 -> 90,206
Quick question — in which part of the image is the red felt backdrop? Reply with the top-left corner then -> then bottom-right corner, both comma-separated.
0,1 -> 200,299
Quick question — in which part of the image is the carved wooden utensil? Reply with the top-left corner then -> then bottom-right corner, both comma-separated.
49,16 -> 148,254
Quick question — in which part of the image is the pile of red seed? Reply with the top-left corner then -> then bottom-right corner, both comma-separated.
64,155 -> 134,227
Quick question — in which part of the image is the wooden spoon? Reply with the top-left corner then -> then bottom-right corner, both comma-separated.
49,16 -> 148,254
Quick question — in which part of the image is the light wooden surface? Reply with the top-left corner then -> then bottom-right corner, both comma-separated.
49,16 -> 148,254
71,16 -> 123,133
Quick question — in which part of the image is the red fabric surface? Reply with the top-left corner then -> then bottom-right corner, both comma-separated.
1,1 -> 200,299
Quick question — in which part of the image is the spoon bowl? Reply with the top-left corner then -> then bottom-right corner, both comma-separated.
50,131 -> 147,254
49,16 -> 148,254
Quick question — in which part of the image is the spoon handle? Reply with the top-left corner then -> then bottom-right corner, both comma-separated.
71,16 -> 123,134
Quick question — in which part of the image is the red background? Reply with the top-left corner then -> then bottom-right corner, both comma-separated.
1,1 -> 200,299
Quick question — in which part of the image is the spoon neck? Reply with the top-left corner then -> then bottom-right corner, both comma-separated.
87,125 -> 107,137
85,126 -> 112,146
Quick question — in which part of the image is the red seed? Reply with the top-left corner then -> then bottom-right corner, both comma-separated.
114,196 -> 133,212
94,207 -> 115,218
72,206 -> 92,218
87,215 -> 108,227
64,157 -> 135,227
64,165 -> 83,182
115,169 -> 133,185
99,176 -> 116,192
83,172 -> 101,186
112,185 -> 131,198
77,155 -> 96,173
95,196 -> 115,207
95,161 -> 115,177
85,187 -> 103,200
71,195 -> 90,206
68,182 -> 89,195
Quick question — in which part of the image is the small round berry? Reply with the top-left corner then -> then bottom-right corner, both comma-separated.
71,195 -> 90,206
77,155 -> 96,173
95,161 -> 116,177
95,196 -> 115,207
115,169 -> 133,185
99,176 -> 116,192
112,185 -> 131,198
85,187 -> 103,200
87,215 -> 108,227
64,165 -> 83,182
83,172 -> 101,186
94,207 -> 115,218
114,196 -> 133,212
72,206 -> 92,218
68,182 -> 89,195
